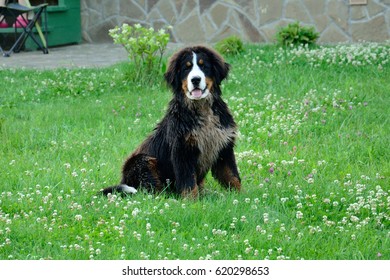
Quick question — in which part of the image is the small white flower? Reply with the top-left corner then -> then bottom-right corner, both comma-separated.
296,211 -> 303,219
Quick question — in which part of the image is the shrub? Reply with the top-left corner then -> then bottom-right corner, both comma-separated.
109,24 -> 170,84
215,35 -> 245,56
276,21 -> 319,47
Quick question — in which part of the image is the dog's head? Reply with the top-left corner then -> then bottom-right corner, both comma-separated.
165,46 -> 230,100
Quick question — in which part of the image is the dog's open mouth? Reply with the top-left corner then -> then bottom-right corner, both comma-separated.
190,88 -> 206,99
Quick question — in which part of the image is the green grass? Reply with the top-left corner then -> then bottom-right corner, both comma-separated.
0,43 -> 389,260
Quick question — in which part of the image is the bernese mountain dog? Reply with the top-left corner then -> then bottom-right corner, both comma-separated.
102,45 -> 241,198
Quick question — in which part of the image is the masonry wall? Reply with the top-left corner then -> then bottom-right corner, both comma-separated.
80,0 -> 390,44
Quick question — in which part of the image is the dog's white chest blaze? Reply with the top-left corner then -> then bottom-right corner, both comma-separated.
186,108 -> 236,174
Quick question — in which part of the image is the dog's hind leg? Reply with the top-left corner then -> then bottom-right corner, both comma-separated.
101,154 -> 162,196
121,153 -> 162,192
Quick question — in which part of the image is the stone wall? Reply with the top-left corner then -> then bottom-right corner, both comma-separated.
80,0 -> 390,44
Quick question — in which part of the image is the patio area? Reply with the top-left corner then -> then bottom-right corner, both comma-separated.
0,43 -> 129,69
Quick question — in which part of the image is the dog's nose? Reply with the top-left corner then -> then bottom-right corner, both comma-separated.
191,76 -> 201,86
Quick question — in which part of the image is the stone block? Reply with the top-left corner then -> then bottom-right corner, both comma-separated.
103,1 -> 119,18
210,3 -> 230,27
119,1 -> 146,20
235,0 -> 258,24
386,9 -> 390,33
146,0 -> 158,12
366,1 -> 386,17
156,0 -> 177,23
172,0 -> 185,17
318,23 -> 349,43
175,11 -> 206,43
258,0 -> 283,25
147,8 -> 162,23
202,13 -> 218,40
302,0 -> 325,16
285,0 -> 312,22
351,15 -> 389,41
179,0 -> 197,18
238,12 -> 263,42
199,0 -> 215,14
351,6 -> 367,20
328,0 -> 348,31
212,25 -> 241,42
313,14 -> 330,32
87,9 -> 104,29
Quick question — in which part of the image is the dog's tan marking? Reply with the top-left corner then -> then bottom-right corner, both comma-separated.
182,79 -> 188,96
206,77 -> 214,92
181,184 -> 199,199
216,165 -> 241,191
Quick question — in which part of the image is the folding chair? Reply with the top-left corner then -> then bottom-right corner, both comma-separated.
0,1 -> 48,57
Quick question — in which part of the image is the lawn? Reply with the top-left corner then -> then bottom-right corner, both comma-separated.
0,43 -> 389,260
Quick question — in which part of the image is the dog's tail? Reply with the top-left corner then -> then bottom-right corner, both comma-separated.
101,184 -> 137,196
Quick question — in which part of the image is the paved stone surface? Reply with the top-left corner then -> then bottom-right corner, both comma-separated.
0,43 -> 129,69
0,42 -> 183,69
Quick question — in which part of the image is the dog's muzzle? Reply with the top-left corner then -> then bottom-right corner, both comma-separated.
187,76 -> 208,100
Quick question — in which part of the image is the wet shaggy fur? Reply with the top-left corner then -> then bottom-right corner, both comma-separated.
102,46 -> 241,198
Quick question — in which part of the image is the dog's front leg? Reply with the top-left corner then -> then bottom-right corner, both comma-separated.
171,143 -> 200,198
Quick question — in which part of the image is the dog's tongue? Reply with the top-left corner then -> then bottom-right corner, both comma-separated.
191,89 -> 203,98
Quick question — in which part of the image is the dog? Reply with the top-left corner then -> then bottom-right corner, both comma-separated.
102,46 -> 241,198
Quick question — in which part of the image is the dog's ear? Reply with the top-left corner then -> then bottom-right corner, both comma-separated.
214,60 -> 230,85
164,51 -> 181,90
210,49 -> 230,85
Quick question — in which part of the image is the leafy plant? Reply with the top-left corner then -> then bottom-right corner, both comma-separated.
109,24 -> 170,84
215,35 -> 244,56
276,21 -> 319,47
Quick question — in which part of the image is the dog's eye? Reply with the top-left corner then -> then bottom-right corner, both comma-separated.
186,61 -> 192,68
198,59 -> 204,65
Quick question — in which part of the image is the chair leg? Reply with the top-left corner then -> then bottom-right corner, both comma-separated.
2,5 -> 49,56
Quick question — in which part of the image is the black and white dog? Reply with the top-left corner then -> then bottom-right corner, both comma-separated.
102,46 -> 241,198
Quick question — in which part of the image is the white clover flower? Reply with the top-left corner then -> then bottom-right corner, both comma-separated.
350,216 -> 360,223
296,211 -> 304,219
132,208 -> 140,217
323,198 -> 331,204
